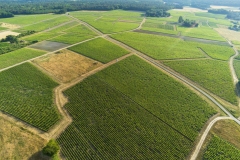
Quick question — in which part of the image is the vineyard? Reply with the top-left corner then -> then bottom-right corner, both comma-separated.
111,32 -> 206,59
163,59 -> 237,105
203,135 -> 240,160
57,56 -> 216,159
68,38 -> 129,63
233,60 -> 240,79
21,16 -> 72,32
0,63 -> 60,131
0,48 -> 46,69
143,22 -> 175,31
70,10 -> 141,33
198,43 -> 235,61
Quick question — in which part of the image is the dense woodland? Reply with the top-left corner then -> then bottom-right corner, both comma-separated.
0,0 -> 173,17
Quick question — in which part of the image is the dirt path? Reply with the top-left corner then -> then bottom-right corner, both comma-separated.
136,17 -> 146,30
189,116 -> 233,160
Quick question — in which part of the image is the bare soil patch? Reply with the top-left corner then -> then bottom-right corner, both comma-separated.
1,23 -> 20,29
0,31 -> 20,39
215,28 -> 240,42
0,117 -> 47,160
29,41 -> 70,52
33,49 -> 103,83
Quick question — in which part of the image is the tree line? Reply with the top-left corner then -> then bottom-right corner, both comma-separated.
0,0 -> 174,17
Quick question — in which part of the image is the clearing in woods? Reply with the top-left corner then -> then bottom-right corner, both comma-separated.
33,49 -> 103,83
0,117 -> 47,160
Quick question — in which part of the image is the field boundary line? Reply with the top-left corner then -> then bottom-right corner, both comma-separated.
189,116 -> 233,160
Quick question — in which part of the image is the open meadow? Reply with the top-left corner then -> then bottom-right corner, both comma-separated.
57,55 -> 216,159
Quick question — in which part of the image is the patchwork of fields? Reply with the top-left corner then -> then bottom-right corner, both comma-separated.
0,8 -> 239,160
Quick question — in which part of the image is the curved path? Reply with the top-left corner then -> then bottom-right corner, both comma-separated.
189,116 -> 233,160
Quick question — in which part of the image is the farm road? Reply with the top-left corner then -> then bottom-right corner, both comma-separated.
189,116 -> 233,160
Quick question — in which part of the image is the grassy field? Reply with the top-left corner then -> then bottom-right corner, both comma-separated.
141,27 -> 179,35
68,38 -> 129,63
0,117 -> 47,159
64,24 -> 97,35
195,12 -> 226,19
57,55 -> 216,159
0,63 -> 60,131
163,59 -> 237,105
233,60 -> 240,79
0,14 -> 59,25
0,48 -> 46,69
49,21 -> 79,33
111,32 -> 205,60
203,135 -> 240,160
70,10 -> 142,33
21,16 -> 72,32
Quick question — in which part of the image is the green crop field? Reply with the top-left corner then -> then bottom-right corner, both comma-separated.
49,21 -> 79,33
111,32 -> 205,59
68,38 -> 129,63
141,27 -> 179,35
0,14 -> 59,25
198,44 -> 235,60
232,41 -> 240,45
21,16 -> 72,32
163,59 -> 237,105
57,55 -> 216,159
233,60 -> 240,79
50,24 -> 97,44
203,135 -> 240,160
178,26 -> 226,41
0,48 -> 46,69
195,12 -> 226,19
0,63 -> 60,131
0,26 -> 6,30
22,32 -> 60,42
70,10 -> 142,33
50,33 -> 94,44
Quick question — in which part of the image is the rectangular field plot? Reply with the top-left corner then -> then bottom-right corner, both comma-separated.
28,41 -> 70,52
0,48 -> 46,69
33,49 -> 102,83
0,63 -> 60,131
22,32 -> 59,42
163,59 -> 237,105
21,16 -> 72,32
111,32 -> 205,60
57,55 -> 216,159
68,38 -> 129,63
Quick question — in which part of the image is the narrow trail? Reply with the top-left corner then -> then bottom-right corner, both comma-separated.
189,116 -> 233,160
136,17 -> 146,30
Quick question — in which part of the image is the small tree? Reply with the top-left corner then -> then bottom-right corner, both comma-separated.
178,16 -> 184,23
42,139 -> 60,157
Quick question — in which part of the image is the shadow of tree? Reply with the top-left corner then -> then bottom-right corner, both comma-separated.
28,151 -> 50,160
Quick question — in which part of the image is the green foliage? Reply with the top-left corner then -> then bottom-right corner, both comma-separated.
68,38 -> 129,63
111,32 -> 205,59
57,56 -> 216,159
146,9 -> 170,17
0,63 -> 60,131
22,32 -> 59,42
143,22 -> 175,31
0,48 -> 46,70
163,59 -> 237,105
203,135 -> 240,160
42,139 -> 60,157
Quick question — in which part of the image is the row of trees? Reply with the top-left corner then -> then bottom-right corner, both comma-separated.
0,0 -> 173,17
146,9 -> 171,17
0,11 -> 14,18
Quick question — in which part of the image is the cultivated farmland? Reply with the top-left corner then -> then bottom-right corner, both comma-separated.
203,135 -> 240,160
0,48 -> 46,69
0,63 -> 60,131
57,55 -> 216,159
111,32 -> 205,59
69,38 -> 129,63
163,59 -> 237,105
